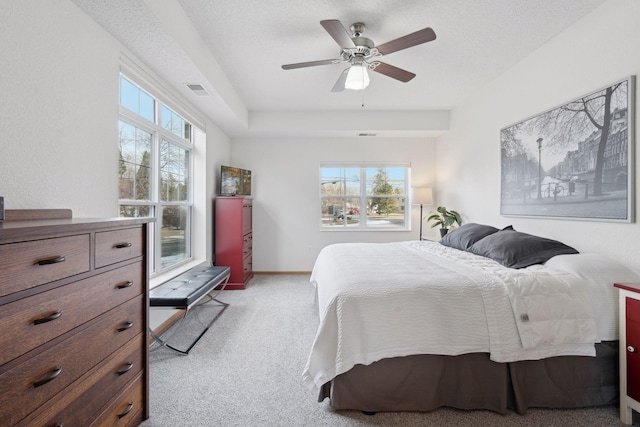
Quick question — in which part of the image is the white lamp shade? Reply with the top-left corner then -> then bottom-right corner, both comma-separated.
411,187 -> 433,205
345,65 -> 370,90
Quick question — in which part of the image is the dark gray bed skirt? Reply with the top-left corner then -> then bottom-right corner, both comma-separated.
319,341 -> 618,415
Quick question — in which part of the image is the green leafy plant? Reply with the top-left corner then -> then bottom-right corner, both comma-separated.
426,206 -> 462,231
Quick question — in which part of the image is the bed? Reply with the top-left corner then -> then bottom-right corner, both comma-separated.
303,224 -> 640,414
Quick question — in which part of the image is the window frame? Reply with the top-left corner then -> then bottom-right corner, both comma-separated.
118,74 -> 195,276
319,163 -> 411,231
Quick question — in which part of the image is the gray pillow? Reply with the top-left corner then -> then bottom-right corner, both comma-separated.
468,229 -> 578,268
439,223 -> 499,251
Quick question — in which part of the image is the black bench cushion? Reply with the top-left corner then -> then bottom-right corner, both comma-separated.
149,265 -> 230,308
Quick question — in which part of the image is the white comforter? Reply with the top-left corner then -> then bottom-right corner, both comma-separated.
302,240 -> 635,391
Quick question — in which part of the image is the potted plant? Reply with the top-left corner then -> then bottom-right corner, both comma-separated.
427,206 -> 462,237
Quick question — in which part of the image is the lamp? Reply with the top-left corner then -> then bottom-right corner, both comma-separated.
536,137 -> 543,200
345,63 -> 370,90
411,187 -> 433,240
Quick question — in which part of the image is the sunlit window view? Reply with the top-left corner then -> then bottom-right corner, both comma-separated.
320,165 -> 409,229
118,75 -> 195,274
118,122 -> 152,201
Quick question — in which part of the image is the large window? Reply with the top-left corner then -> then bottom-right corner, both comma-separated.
118,75 -> 195,274
320,164 -> 410,229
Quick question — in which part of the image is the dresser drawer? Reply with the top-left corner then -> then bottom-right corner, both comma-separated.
0,262 -> 143,366
243,232 -> 252,250
95,227 -> 144,268
20,334 -> 144,427
0,234 -> 90,298
90,373 -> 145,427
0,297 -> 144,426
243,253 -> 252,278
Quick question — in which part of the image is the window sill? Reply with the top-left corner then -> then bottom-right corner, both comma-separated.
320,228 -> 411,232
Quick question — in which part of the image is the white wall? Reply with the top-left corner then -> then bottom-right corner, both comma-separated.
231,137 -> 437,271
0,0 -> 121,217
435,0 -> 640,273
0,0 -> 229,269
205,123 -> 232,262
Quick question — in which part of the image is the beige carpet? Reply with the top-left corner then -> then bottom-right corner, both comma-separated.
140,274 -> 635,426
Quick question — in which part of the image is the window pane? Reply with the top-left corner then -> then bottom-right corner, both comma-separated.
120,78 -> 138,113
161,205 -> 189,267
321,197 -> 360,227
139,91 -> 154,122
120,76 -> 154,122
119,121 -> 152,201
119,122 -> 136,159
161,104 -> 191,140
366,167 -> 405,196
160,140 -> 189,202
366,197 -> 406,228
161,105 -> 172,131
119,205 -> 152,217
135,129 -> 151,164
320,167 -> 359,196
135,165 -> 151,200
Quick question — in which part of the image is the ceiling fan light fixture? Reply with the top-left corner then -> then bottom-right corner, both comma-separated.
345,64 -> 370,90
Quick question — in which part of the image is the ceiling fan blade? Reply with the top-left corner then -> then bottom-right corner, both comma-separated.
320,19 -> 355,48
371,62 -> 416,82
282,59 -> 338,70
376,27 -> 436,55
331,68 -> 349,92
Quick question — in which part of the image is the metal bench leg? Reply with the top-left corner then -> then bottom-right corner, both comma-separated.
149,275 -> 231,355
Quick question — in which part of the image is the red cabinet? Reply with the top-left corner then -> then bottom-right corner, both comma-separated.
215,197 -> 253,289
627,298 -> 640,401
614,282 -> 640,424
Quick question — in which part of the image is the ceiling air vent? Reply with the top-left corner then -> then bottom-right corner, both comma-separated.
358,133 -> 378,137
185,83 -> 210,96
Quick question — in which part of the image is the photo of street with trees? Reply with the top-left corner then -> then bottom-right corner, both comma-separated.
501,77 -> 633,221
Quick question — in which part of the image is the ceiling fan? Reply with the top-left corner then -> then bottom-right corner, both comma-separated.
281,20 -> 436,92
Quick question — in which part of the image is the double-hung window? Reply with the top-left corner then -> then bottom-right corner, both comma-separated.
118,75 -> 195,275
320,164 -> 410,229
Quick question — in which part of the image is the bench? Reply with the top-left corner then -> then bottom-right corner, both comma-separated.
149,264 -> 231,355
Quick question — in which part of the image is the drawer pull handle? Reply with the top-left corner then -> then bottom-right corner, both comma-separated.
116,280 -> 134,289
117,321 -> 134,332
629,346 -> 636,353
33,367 -> 62,388
117,362 -> 134,375
33,310 -> 63,325
114,242 -> 132,249
35,255 -> 66,266
117,402 -> 134,419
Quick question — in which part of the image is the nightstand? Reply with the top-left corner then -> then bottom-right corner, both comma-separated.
614,283 -> 640,424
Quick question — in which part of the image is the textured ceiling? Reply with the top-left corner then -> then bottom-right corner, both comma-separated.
71,0 -> 607,136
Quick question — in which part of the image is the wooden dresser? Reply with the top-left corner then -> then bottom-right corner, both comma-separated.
0,210 -> 152,426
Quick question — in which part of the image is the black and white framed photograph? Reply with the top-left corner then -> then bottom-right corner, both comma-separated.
500,76 -> 635,222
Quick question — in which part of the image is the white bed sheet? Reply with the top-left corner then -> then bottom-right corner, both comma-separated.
302,241 -> 633,391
